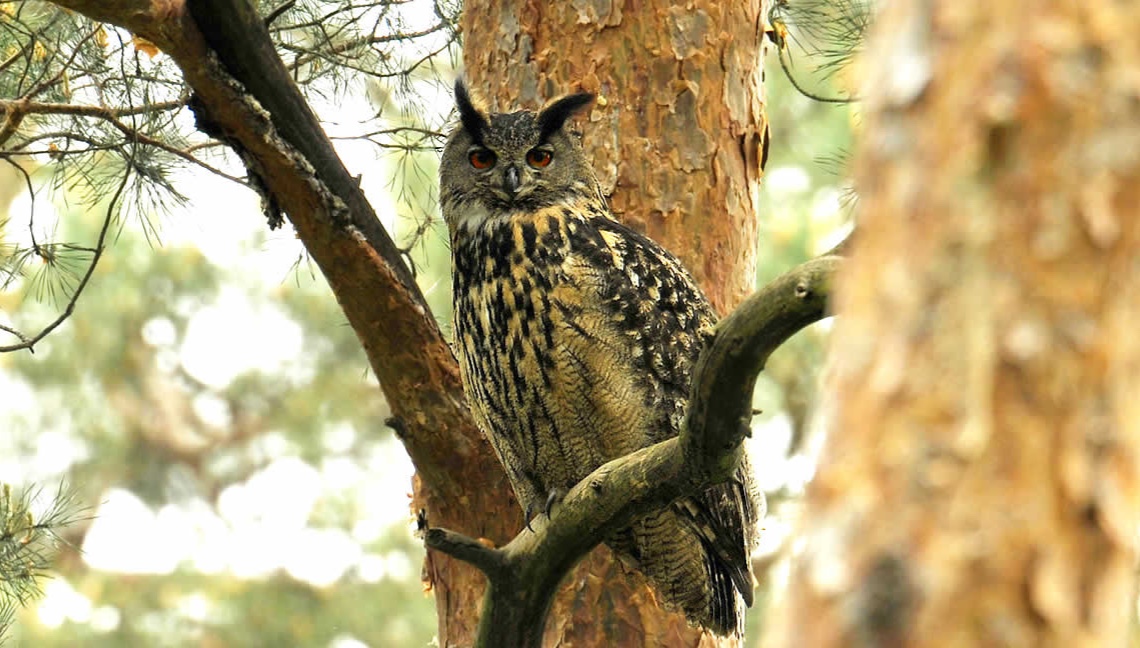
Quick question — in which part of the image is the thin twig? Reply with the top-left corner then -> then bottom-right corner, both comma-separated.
423,528 -> 507,577
280,22 -> 448,72
0,147 -> 133,353
0,97 -> 188,119
0,97 -> 243,182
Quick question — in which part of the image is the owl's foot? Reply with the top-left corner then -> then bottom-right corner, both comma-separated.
522,488 -> 568,533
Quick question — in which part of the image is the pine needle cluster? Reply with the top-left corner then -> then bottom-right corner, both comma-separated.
0,482 -> 83,641
1,0 -> 461,352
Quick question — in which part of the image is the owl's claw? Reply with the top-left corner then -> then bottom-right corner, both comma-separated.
523,502 -> 538,533
544,488 -> 566,519
521,489 -> 567,533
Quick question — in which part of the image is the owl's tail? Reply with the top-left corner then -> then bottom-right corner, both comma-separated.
607,509 -> 748,637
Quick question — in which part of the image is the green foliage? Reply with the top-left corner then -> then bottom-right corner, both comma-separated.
768,0 -> 874,103
0,482 -> 83,642
3,191 -> 440,645
0,0 -> 459,352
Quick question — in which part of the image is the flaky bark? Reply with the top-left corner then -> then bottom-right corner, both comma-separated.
463,0 -> 769,316
461,1 -> 770,644
768,2 -> 1140,646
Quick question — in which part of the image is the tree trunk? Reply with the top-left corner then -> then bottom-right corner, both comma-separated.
460,1 -> 769,645
462,0 -> 769,317
768,2 -> 1140,646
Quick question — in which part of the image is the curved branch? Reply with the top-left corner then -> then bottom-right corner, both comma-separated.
426,254 -> 842,647
685,255 -> 840,481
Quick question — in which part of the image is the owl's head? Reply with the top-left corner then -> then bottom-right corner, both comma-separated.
440,80 -> 598,231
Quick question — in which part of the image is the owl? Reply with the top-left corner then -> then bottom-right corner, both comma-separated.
439,80 -> 763,636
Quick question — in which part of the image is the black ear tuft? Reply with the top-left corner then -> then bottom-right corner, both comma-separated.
455,79 -> 490,146
537,92 -> 595,142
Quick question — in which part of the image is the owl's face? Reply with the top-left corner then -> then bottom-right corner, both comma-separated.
440,81 -> 598,233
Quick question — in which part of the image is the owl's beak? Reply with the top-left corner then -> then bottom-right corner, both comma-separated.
504,165 -> 521,196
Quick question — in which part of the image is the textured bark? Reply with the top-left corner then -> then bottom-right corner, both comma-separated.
463,0 -> 769,316
768,2 -> 1140,647
461,1 -> 769,645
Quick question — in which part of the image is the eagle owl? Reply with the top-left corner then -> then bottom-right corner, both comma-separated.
440,80 -> 762,636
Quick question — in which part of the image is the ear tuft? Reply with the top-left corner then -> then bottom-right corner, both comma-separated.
537,92 -> 595,142
455,79 -> 490,146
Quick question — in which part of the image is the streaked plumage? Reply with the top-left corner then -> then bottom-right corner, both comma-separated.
440,80 -> 763,636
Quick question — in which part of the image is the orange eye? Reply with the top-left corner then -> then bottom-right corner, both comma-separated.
469,149 -> 496,169
526,149 -> 553,168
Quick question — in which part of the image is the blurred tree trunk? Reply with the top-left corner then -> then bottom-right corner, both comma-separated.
768,1 -> 1140,646
460,0 -> 769,645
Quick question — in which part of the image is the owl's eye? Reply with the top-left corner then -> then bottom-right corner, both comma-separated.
526,149 -> 553,168
468,149 -> 496,170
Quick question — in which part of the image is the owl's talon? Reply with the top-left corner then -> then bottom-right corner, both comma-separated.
523,502 -> 537,532
544,488 -> 566,519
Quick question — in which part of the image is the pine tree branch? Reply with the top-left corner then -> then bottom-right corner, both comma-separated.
424,254 -> 841,647
278,22 -> 450,73
0,150 -> 129,353
0,97 -> 244,183
0,481 -> 89,643
42,0 -> 506,505
0,97 -> 186,120
185,0 -> 424,299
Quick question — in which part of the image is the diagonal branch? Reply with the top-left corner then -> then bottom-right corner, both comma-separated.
424,254 -> 842,648
33,1 -> 510,644
44,0 -> 508,503
185,0 -> 424,302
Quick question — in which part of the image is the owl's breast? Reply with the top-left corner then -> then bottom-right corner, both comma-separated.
450,206 -> 668,496
451,209 -> 586,493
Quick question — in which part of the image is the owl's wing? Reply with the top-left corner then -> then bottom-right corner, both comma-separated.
575,217 -> 762,603
580,217 -> 716,404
